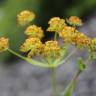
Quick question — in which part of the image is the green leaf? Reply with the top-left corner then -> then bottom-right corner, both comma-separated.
77,57 -> 86,72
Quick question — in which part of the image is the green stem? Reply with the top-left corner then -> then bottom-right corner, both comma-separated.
54,48 -> 78,67
54,32 -> 58,40
7,48 -> 56,68
51,67 -> 57,96
62,70 -> 81,96
62,57 -> 91,96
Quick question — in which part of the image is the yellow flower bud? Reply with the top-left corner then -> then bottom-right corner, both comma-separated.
66,16 -> 82,26
17,10 -> 35,26
20,37 -> 43,58
47,17 -> 66,32
72,32 -> 91,47
42,40 -> 61,59
59,26 -> 76,42
59,26 -> 91,47
0,37 -> 9,52
25,25 -> 44,39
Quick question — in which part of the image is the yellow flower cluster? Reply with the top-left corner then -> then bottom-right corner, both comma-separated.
25,25 -> 44,39
20,37 -> 44,58
66,16 -> 82,26
20,38 -> 61,59
42,41 -> 61,59
17,10 -> 45,58
0,37 -> 9,52
17,10 -> 35,26
47,17 -> 66,32
59,26 -> 91,47
72,32 -> 91,47
18,11 -> 93,59
59,26 -> 76,42
47,16 -> 91,48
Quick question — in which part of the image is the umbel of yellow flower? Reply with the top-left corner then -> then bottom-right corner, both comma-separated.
25,25 -> 44,39
59,26 -> 76,42
17,10 -> 35,26
47,17 -> 66,32
42,40 -> 61,59
66,16 -> 82,26
71,32 -> 91,47
59,26 -> 91,47
0,37 -> 9,52
20,37 -> 44,58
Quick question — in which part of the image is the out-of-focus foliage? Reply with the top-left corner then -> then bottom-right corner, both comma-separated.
39,0 -> 96,24
38,0 -> 96,40
0,0 -> 42,61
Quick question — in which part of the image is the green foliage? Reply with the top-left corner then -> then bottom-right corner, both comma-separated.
65,0 -> 96,16
0,0 -> 42,61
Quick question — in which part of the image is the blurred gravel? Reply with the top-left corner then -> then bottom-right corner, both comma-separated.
0,57 -> 76,96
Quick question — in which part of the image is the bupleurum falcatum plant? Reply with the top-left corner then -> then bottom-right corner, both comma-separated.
0,10 -> 96,96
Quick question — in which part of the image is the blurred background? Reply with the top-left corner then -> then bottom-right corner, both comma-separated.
0,0 -> 96,96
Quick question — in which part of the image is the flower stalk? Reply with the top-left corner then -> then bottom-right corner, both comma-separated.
62,70 -> 81,96
7,48 -> 55,68
51,67 -> 57,96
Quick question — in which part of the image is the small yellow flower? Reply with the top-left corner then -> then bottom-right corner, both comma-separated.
42,40 -> 61,59
66,16 -> 82,26
72,32 -> 91,47
20,37 -> 43,58
59,26 -> 91,47
17,10 -> 35,26
0,37 -> 9,52
47,17 -> 66,32
59,26 -> 76,42
25,25 -> 44,39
